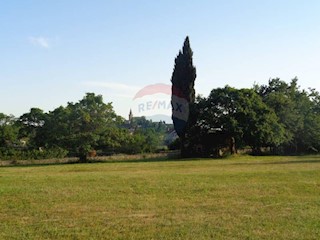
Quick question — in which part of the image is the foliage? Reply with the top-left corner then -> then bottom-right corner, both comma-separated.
0,113 -> 19,146
40,93 -> 123,162
18,108 -> 46,147
1,93 -> 168,161
117,128 -> 162,154
0,147 -> 68,161
2,77 -> 320,159
171,36 -> 197,139
255,78 -> 320,154
187,87 -> 286,155
168,137 -> 180,150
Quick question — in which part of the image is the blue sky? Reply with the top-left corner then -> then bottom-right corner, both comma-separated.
1,0 -> 320,118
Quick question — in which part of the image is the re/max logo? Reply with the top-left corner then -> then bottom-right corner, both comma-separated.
137,100 -> 171,113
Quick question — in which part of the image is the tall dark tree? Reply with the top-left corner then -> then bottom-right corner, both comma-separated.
171,36 -> 196,156
18,108 -> 46,147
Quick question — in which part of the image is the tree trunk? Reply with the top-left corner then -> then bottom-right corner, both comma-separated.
180,135 -> 188,158
229,137 -> 236,154
79,153 -> 87,163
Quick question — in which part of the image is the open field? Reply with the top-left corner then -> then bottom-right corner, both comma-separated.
1,155 -> 320,239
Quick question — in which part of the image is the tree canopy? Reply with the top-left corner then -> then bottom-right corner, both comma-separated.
0,93 -> 169,161
182,78 -> 320,156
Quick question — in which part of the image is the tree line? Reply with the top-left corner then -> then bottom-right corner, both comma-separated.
0,93 -> 170,162
171,37 -> 320,157
183,78 -> 320,156
2,37 -> 320,161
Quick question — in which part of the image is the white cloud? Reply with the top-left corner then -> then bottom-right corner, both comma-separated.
83,81 -> 141,93
28,36 -> 50,48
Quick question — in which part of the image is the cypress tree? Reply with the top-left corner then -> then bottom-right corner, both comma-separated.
171,36 -> 196,156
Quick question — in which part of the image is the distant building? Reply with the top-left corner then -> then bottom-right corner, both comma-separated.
124,109 -> 178,145
128,109 -> 133,124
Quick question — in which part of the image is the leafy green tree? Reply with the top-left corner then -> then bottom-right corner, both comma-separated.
128,117 -> 168,149
130,116 -> 154,129
0,113 -> 18,147
43,93 -> 123,162
122,133 -> 146,154
18,108 -> 46,147
0,113 -> 19,158
192,86 -> 286,154
138,128 -> 161,152
255,78 -> 320,153
171,36 -> 196,156
306,89 -> 320,152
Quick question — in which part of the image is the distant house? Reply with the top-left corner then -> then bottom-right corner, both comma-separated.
124,110 -> 178,145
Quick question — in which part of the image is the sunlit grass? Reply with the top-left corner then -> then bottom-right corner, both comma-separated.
1,155 -> 320,239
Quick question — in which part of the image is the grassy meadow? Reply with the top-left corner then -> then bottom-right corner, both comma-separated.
0,155 -> 320,239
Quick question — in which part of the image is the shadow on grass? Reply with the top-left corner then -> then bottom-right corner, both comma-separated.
0,155 -> 209,168
5,155 -> 319,168
0,160 -> 79,168
90,157 -> 206,164
231,159 -> 320,166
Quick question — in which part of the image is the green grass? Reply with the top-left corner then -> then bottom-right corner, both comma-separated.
1,155 -> 320,239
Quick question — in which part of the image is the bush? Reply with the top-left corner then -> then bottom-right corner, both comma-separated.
0,147 -> 68,160
168,138 -> 180,150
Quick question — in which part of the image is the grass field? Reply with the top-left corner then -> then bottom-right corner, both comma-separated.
1,155 -> 320,239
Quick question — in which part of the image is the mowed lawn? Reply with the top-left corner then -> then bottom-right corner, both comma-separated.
0,156 -> 320,239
